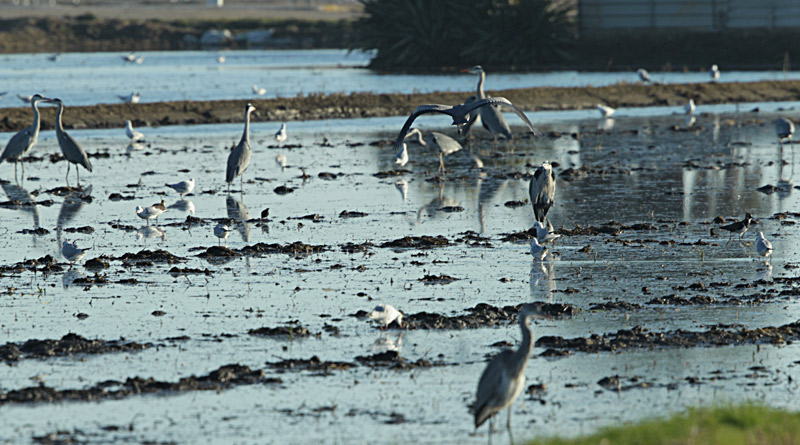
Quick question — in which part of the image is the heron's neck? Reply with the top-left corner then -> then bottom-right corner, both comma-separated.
413,130 -> 425,146
31,100 -> 43,133
510,314 -> 533,375
55,104 -> 65,131
476,71 -> 486,99
240,110 -> 252,146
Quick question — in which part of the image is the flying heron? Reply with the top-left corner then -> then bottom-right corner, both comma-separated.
391,97 -> 539,162
226,103 -> 256,193
755,231 -> 773,261
473,303 -> 548,439
48,98 -> 93,186
165,178 -> 195,198
1,93 -> 48,180
463,65 -> 513,140
126,120 -> 145,142
529,161 -> 555,224
404,128 -> 463,175
710,64 -> 720,82
637,68 -> 652,83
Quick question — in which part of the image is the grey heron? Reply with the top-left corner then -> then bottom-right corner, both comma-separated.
529,161 -> 555,223
710,64 -> 720,82
1,93 -> 48,180
391,97 -> 539,161
458,95 -> 483,136
473,303 -> 547,438
48,98 -> 93,185
637,68 -> 652,83
404,128 -> 463,175
755,232 -> 773,260
62,240 -> 90,267
252,85 -> 267,96
275,123 -> 287,143
226,103 -> 256,192
684,99 -> 696,115
135,204 -> 165,226
214,223 -> 233,246
719,213 -> 753,242
596,104 -> 615,117
368,304 -> 403,330
125,120 -> 145,142
776,118 -> 794,141
165,178 -> 195,197
463,65 -> 512,140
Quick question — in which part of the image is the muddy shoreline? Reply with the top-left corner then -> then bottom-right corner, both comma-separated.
2,80 -> 798,132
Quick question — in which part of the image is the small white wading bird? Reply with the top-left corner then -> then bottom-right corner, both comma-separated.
596,104 -> 615,118
119,92 -> 141,104
710,64 -> 720,82
404,128 -> 463,175
252,85 -> 267,96
391,97 -> 539,163
165,178 -> 195,197
755,232 -> 773,261
226,103 -> 256,192
530,237 -> 547,262
684,99 -> 696,115
135,204 -> 165,226
776,117 -> 795,142
368,304 -> 403,330
535,220 -> 560,246
1,93 -> 48,180
275,123 -> 287,144
62,240 -> 90,266
214,223 -> 233,246
473,303 -> 548,440
125,120 -> 145,142
48,98 -> 93,185
529,161 -> 555,224
637,68 -> 652,83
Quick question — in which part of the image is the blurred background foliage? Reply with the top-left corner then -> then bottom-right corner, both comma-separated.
355,0 -> 577,72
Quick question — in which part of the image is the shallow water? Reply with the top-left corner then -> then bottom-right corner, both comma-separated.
1,104 -> 800,444
2,49 -> 800,108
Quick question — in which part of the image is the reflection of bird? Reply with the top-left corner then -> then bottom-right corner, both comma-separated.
596,104 -> 615,117
529,161 -> 555,223
165,178 -> 195,197
530,237 -> 547,262
135,204 -> 164,226
226,194 -> 251,242
226,103 -> 256,192
214,223 -> 232,246
463,65 -> 512,139
126,142 -> 146,155
530,261 -> 556,302
392,97 -> 538,161
48,98 -> 93,185
2,181 -> 41,237
404,128 -> 463,175
62,240 -> 90,266
1,93 -> 47,180
368,304 -> 403,330
394,143 -> 409,167
776,117 -> 795,141
719,213 -> 753,242
275,123 -> 287,143
474,304 -> 547,436
755,232 -> 773,260
710,64 -> 720,82
637,68 -> 652,83
252,84 -> 267,96
395,179 -> 408,201
372,334 -> 403,353
136,225 -> 166,241
119,92 -> 141,104
535,221 -> 560,246
126,120 -> 145,142
57,185 -> 91,243
168,199 -> 195,215
275,153 -> 287,170
684,99 -> 695,115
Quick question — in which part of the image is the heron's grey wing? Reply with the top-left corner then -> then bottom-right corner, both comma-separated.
430,132 -> 462,156
1,126 -> 34,161
59,131 -> 92,172
474,350 -> 514,428
479,104 -> 512,139
490,97 -> 541,137
392,105 -> 454,152
226,141 -> 251,182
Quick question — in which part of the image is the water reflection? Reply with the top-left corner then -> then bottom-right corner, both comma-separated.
126,142 -> 146,156
168,199 -> 196,215
137,225 -> 167,241
1,181 -> 42,245
597,118 -> 615,132
395,179 -> 408,201
62,267 -> 86,289
756,263 -> 773,281
56,185 -> 92,246
530,260 -> 556,302
416,183 -> 460,225
372,333 -> 403,354
226,194 -> 251,242
475,177 -> 509,234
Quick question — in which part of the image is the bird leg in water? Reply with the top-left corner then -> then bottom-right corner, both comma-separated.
438,153 -> 445,176
507,407 -> 515,445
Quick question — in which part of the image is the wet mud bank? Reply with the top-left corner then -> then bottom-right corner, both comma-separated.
3,80 -> 800,132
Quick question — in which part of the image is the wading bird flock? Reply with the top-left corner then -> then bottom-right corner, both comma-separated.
2,62 -> 785,441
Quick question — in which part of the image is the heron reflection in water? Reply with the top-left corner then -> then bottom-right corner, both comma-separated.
415,183 -> 461,225
56,185 -> 92,246
226,194 -> 251,242
1,181 -> 43,246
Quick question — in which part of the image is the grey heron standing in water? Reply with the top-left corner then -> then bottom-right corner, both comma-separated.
473,303 -> 547,441
391,97 -> 539,162
48,98 -> 93,186
1,93 -> 48,181
529,161 -> 555,224
226,103 -> 256,193
463,65 -> 512,140
404,128 -> 463,175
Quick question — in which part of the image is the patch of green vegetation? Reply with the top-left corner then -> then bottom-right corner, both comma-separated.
528,405 -> 800,445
